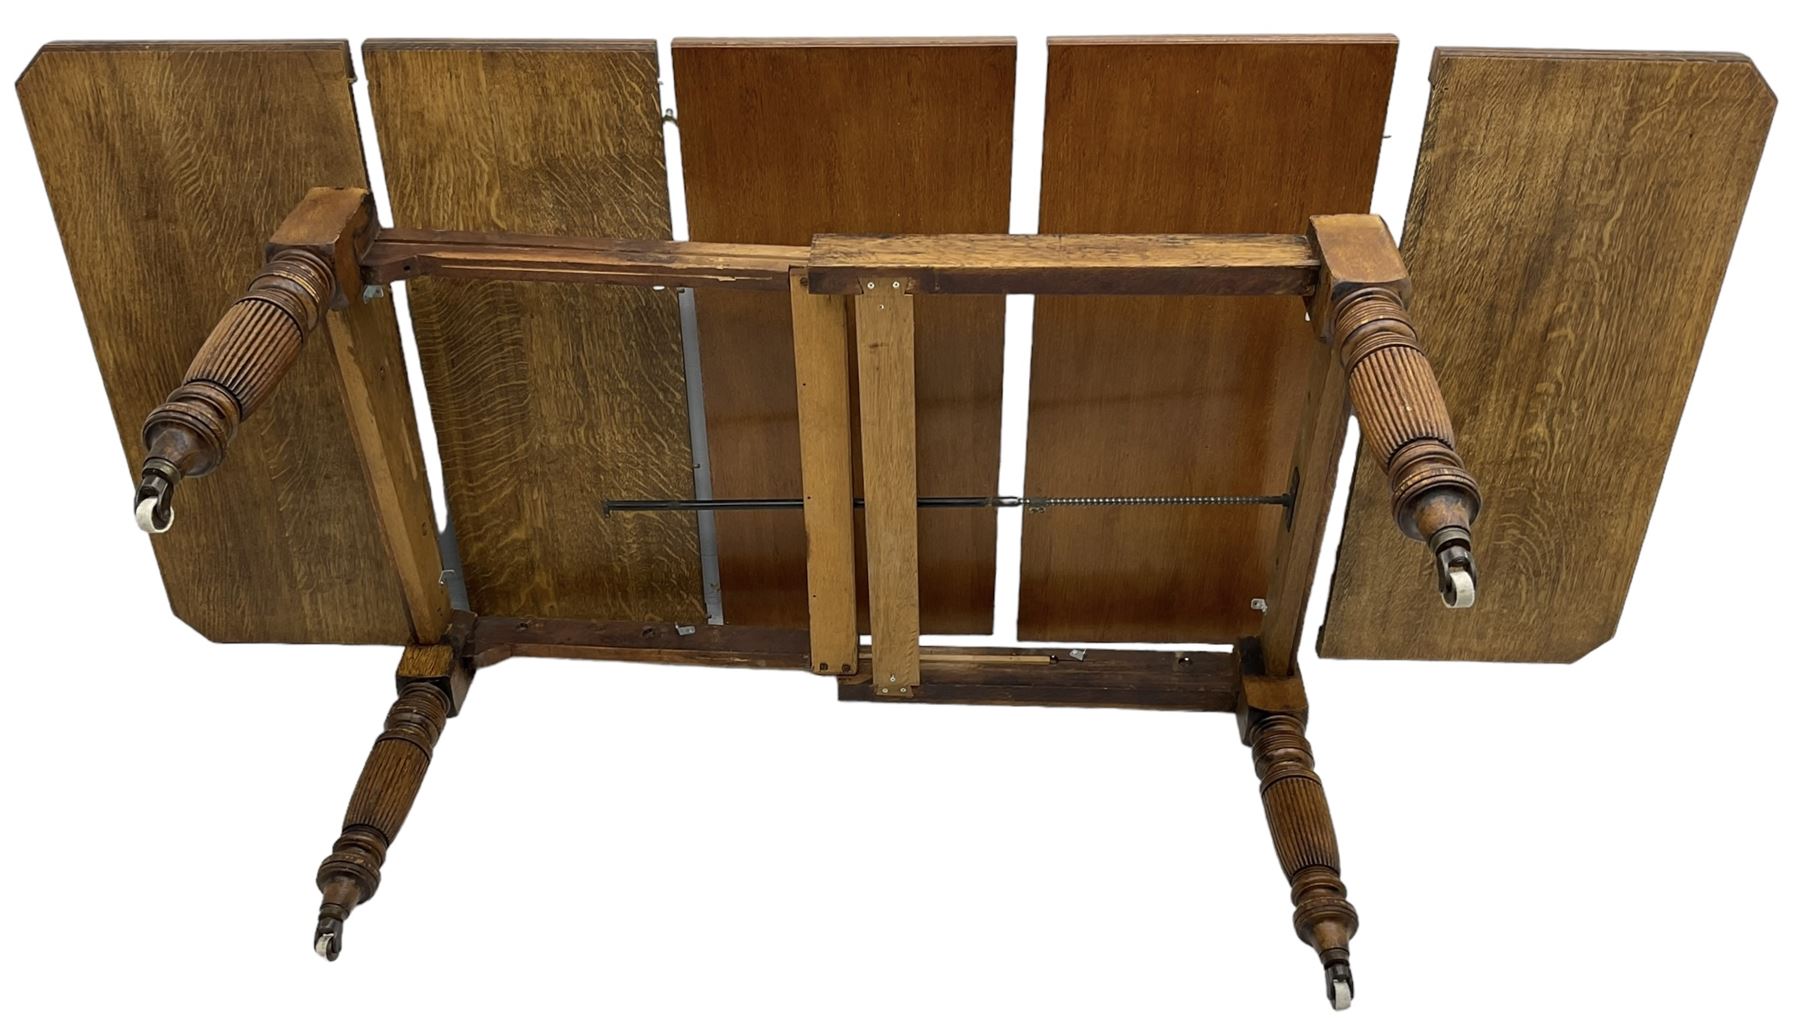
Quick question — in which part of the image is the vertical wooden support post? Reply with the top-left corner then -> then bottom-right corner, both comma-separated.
288,187 -> 450,644
1259,326 -> 1349,677
853,278 -> 921,696
323,296 -> 452,643
284,188 -> 449,642
789,270 -> 859,675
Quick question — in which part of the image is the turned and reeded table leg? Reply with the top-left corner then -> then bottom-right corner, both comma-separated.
1239,654 -> 1359,1010
314,645 -> 468,960
1249,712 -> 1359,1009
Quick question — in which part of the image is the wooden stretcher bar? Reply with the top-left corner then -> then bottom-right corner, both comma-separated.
364,229 -> 803,290
787,273 -> 859,675
853,283 -> 923,695
806,233 -> 1319,295
462,614 -> 1238,713
364,229 -> 1323,296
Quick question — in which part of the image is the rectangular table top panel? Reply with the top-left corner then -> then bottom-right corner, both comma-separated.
365,40 -> 706,622
673,38 -> 1016,633
19,41 -> 421,644
1019,36 -> 1397,643
1319,48 -> 1775,662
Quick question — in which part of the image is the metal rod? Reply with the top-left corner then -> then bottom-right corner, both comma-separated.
603,493 -> 1293,515
675,286 -> 725,625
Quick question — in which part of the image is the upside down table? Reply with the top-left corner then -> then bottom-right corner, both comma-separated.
18,36 -> 1774,1010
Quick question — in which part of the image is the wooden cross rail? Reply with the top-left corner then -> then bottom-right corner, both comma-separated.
136,188 -> 1479,699
362,228 -> 1321,296
363,228 -> 802,290
806,232 -> 1319,295
463,615 -> 1241,712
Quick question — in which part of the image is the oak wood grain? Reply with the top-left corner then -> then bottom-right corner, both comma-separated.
838,646 -> 1237,711
672,38 -> 1015,632
1320,48 -> 1776,662
364,40 -> 704,622
18,41 -> 418,643
1019,36 -> 1397,644
465,616 -> 1236,713
855,287 -> 922,694
273,186 -> 450,644
788,273 -> 858,675
324,297 -> 451,643
365,230 -> 802,290
1259,345 -> 1345,676
806,233 -> 1318,295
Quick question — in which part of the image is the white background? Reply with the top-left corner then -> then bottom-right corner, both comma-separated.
2,2 -> 1794,1021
